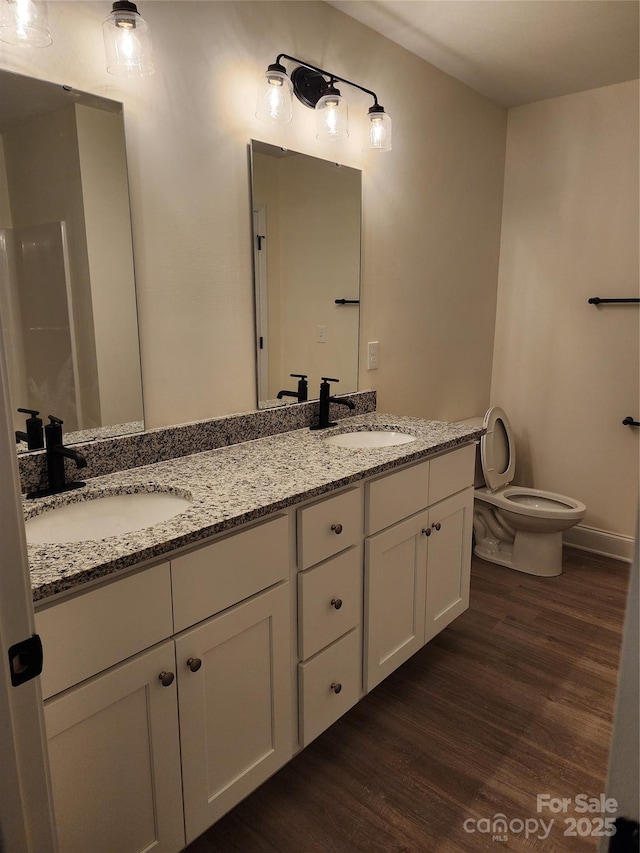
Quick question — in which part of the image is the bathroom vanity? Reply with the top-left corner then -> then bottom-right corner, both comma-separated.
28,413 -> 480,853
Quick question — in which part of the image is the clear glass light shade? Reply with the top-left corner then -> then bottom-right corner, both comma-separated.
315,93 -> 348,141
0,0 -> 52,47
256,69 -> 293,124
367,110 -> 392,152
103,5 -> 154,76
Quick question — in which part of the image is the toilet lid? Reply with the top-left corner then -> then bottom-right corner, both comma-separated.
480,406 -> 516,492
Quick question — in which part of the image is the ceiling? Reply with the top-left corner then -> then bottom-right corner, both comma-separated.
327,0 -> 640,107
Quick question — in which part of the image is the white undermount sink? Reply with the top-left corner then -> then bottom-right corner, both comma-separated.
25,491 -> 192,545
324,430 -> 417,449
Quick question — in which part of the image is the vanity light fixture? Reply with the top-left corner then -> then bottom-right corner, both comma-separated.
0,0 -> 52,47
256,54 -> 392,151
103,0 -> 154,77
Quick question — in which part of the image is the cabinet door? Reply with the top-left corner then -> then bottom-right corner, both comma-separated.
176,582 -> 292,844
44,641 -> 184,853
424,488 -> 473,643
364,511 -> 428,692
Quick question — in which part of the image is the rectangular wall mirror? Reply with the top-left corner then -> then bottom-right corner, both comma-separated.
250,141 -> 361,409
0,69 -> 144,450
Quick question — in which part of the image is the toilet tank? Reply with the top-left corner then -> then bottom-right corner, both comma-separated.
459,416 -> 485,488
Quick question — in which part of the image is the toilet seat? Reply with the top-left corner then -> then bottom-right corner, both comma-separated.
480,406 -> 515,492
475,485 -> 586,522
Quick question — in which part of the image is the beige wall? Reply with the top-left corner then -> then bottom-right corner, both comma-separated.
492,81 -> 639,545
0,0 -> 506,429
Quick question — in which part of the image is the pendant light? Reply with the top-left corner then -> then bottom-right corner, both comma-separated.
255,61 -> 293,125
103,0 -> 154,77
367,104 -> 392,152
0,0 -> 52,47
316,80 -> 349,141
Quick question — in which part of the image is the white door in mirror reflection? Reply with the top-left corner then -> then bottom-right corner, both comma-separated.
253,205 -> 270,401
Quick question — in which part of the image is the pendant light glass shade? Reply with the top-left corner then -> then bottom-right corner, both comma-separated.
0,0 -> 52,47
367,106 -> 392,152
103,1 -> 154,77
256,64 -> 293,124
315,87 -> 348,141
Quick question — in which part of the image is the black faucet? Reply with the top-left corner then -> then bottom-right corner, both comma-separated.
27,416 -> 87,498
310,377 -> 356,430
277,373 -> 308,403
15,408 -> 44,450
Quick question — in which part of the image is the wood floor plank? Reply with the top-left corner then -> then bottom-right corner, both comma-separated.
184,548 -> 630,853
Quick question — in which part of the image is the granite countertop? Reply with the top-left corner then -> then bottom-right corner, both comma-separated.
26,413 -> 483,603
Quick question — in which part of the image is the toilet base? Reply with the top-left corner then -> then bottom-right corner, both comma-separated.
474,529 -> 563,577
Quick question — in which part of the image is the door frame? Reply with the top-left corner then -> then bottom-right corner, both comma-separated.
0,318 -> 58,851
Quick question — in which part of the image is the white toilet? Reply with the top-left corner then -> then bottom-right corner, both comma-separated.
471,406 -> 586,577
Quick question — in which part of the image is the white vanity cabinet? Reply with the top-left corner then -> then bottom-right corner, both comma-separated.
364,445 -> 475,691
35,515 -> 292,853
296,488 -> 363,746
33,439 -> 477,852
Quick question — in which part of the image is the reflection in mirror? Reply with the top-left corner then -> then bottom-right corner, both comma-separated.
0,69 -> 144,451
250,141 -> 361,409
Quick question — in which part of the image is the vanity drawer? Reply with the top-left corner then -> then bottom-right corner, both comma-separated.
298,546 -> 361,660
298,628 -> 361,746
297,487 -> 362,570
172,515 -> 289,632
35,563 -> 173,700
366,459 -> 430,534
429,444 -> 475,506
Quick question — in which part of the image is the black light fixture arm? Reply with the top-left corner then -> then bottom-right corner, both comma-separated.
274,54 -> 381,107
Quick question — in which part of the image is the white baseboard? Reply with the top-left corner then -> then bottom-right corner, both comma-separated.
563,524 -> 635,563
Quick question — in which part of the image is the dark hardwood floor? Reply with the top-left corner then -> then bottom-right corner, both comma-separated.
185,548 -> 630,853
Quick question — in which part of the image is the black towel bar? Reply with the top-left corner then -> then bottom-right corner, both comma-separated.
622,416 -> 640,427
588,297 -> 640,305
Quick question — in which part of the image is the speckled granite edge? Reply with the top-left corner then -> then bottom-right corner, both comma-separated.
18,391 -> 376,495
27,412 -> 484,603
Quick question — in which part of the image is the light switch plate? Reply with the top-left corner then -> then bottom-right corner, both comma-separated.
367,341 -> 379,370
